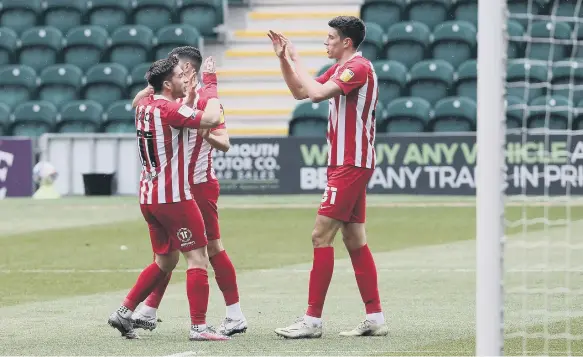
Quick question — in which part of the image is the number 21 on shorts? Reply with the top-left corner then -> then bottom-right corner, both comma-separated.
321,186 -> 338,205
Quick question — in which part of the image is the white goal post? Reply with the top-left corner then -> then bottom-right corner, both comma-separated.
476,0 -> 507,355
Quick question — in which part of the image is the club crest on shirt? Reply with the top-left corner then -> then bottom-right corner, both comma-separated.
339,68 -> 354,82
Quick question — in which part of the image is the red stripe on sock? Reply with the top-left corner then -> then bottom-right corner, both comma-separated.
186,268 -> 209,325
210,250 -> 240,306
349,244 -> 382,314
306,246 -> 334,318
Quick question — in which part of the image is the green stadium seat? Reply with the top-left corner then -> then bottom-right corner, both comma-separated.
576,26 -> 583,59
407,59 -> 455,105
0,0 -> 41,34
289,101 -> 328,137
58,100 -> 104,133
506,59 -> 548,102
455,59 -> 476,100
552,61 -> 583,104
373,60 -> 407,105
507,20 -> 525,59
0,103 -> 12,136
109,25 -> 153,69
0,65 -> 36,109
431,21 -> 476,68
63,26 -> 108,72
86,0 -> 132,33
405,0 -> 450,30
506,95 -> 526,129
129,63 -> 151,98
527,21 -> 572,61
177,0 -> 224,38
450,0 -> 477,27
11,101 -> 57,137
360,22 -> 385,61
383,21 -> 430,68
316,63 -> 334,77
103,100 -> 135,133
551,0 -> 583,19
527,95 -> 573,129
38,64 -> 83,109
0,28 -> 18,66
18,27 -> 63,72
507,0 -> 546,28
378,97 -> 430,133
360,0 -> 405,31
82,63 -> 129,107
41,0 -> 86,35
132,0 -> 175,33
154,25 -> 202,60
430,96 -> 476,132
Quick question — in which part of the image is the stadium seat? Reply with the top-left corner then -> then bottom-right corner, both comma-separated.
289,101 -> 329,137
551,0 -> 583,19
82,63 -> 129,107
506,95 -> 526,129
373,60 -> 408,105
552,61 -> 583,104
360,22 -> 385,61
507,20 -> 525,59
527,21 -> 572,61
132,0 -> 176,33
405,0 -> 450,30
407,59 -> 455,105
103,100 -> 135,133
38,64 -> 83,109
11,101 -> 58,137
0,103 -> 12,136
0,28 -> 18,66
383,21 -> 431,68
429,96 -> 477,132
41,0 -> 86,35
129,63 -> 151,98
0,0 -> 41,34
63,26 -> 109,72
378,97 -> 430,133
450,0 -> 477,27
153,25 -> 202,60
86,0 -> 132,33
507,0 -> 546,28
575,99 -> 583,129
360,0 -> 405,31
108,25 -> 154,69
0,65 -> 37,109
316,63 -> 334,77
18,27 -> 63,72
58,100 -> 104,133
431,21 -> 477,68
455,59 -> 477,100
506,59 -> 548,102
527,95 -> 573,129
177,0 -> 224,38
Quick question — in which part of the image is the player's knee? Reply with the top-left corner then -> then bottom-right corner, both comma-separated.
311,228 -> 333,248
183,246 -> 210,270
207,239 -> 224,258
155,252 -> 179,273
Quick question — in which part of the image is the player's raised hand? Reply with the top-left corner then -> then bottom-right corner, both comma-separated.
186,70 -> 198,95
279,33 -> 298,62
268,30 -> 285,58
202,56 -> 216,74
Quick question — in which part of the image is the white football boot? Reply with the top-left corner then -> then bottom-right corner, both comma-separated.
131,309 -> 158,331
274,318 -> 323,339
189,325 -> 231,341
339,320 -> 389,337
108,308 -> 139,339
218,316 -> 248,336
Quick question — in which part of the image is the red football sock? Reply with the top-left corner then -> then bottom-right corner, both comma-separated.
144,271 -> 172,309
306,247 -> 334,318
123,263 -> 166,311
210,250 -> 239,306
186,268 -> 209,325
349,244 -> 382,314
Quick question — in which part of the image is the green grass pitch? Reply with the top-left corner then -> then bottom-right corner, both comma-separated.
0,195 -> 582,356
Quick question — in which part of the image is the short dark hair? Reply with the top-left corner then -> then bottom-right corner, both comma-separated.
146,56 -> 179,93
168,46 -> 202,72
328,16 -> 366,50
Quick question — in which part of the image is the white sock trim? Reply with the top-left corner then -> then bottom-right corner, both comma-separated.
226,302 -> 243,320
366,312 -> 385,325
303,314 -> 322,327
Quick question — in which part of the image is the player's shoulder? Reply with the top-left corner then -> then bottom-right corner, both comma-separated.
345,54 -> 372,72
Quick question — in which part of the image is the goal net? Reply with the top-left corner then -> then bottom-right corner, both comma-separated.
477,0 -> 583,355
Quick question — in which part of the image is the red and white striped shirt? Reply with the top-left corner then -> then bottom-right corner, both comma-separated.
136,95 -> 204,204
186,83 -> 226,185
316,52 -> 378,168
